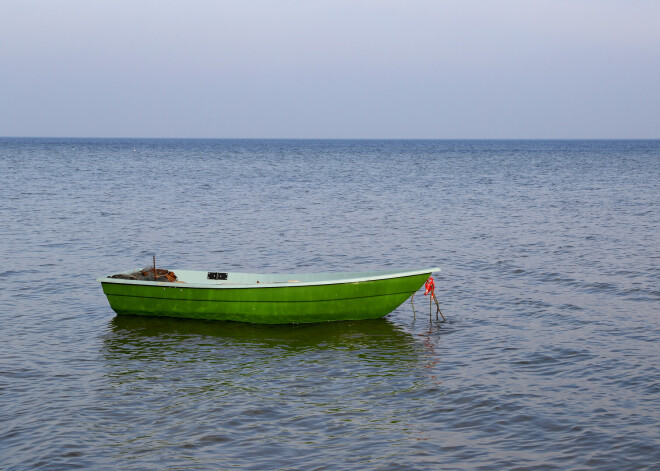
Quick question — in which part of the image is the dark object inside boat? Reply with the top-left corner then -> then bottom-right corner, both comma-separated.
110,268 -> 178,282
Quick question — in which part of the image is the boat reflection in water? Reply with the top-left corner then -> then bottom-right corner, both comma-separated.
97,309 -> 444,468
100,314 -> 437,398
102,315 -> 422,366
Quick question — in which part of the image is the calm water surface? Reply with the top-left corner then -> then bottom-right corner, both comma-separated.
0,139 -> 659,470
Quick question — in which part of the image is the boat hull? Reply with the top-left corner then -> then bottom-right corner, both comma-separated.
99,270 -> 433,324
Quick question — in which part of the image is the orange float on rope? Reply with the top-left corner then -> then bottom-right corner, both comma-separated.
424,276 -> 435,297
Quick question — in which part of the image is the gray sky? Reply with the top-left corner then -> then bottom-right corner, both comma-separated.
2,0 -> 659,138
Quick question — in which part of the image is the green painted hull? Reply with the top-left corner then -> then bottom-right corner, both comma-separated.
98,268 -> 437,324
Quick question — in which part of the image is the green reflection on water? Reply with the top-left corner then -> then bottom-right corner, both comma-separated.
99,316 -> 434,396
104,315 -> 420,358
93,318 -> 442,469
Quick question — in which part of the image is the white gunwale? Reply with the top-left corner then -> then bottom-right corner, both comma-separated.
97,267 -> 441,290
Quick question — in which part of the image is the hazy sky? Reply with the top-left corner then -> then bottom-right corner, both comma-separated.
2,0 -> 659,138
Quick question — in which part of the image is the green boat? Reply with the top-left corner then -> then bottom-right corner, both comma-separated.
97,267 -> 439,324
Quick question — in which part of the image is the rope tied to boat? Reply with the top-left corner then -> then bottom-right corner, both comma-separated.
411,276 -> 445,321
424,277 -> 435,297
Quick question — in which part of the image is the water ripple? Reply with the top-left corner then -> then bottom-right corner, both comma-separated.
1,139 -> 659,470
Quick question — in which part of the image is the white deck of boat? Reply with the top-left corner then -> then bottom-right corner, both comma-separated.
98,268 -> 440,288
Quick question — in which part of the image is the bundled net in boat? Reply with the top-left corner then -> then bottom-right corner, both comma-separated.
110,267 -> 178,282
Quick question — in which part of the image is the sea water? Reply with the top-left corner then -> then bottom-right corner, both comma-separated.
0,138 -> 658,470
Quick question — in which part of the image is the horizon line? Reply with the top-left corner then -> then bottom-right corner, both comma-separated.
2,136 -> 659,141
